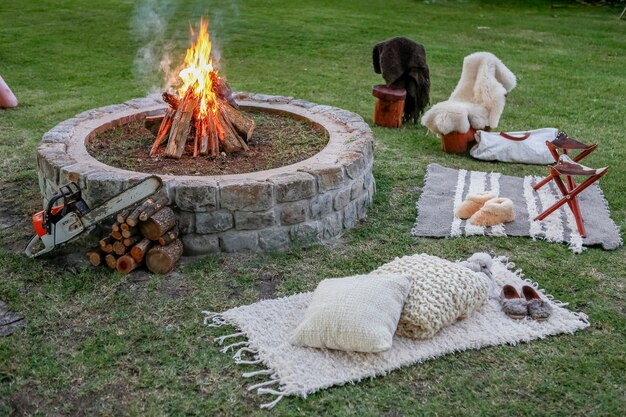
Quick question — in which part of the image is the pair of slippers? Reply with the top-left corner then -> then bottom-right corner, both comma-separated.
454,192 -> 515,226
501,285 -> 553,321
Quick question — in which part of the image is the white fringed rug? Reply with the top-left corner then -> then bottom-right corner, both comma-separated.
204,257 -> 589,409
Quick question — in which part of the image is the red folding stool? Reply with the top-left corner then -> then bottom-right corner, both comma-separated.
533,131 -> 597,191
534,155 -> 608,238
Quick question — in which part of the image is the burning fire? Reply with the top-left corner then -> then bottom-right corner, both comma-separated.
178,18 -> 219,118
150,18 -> 254,159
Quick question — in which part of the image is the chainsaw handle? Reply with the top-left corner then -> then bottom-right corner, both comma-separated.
24,233 -> 55,258
44,182 -> 81,232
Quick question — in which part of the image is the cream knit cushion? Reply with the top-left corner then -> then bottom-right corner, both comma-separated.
372,254 -> 489,339
290,274 -> 412,353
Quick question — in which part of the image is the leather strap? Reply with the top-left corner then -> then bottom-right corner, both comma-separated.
499,132 -> 531,141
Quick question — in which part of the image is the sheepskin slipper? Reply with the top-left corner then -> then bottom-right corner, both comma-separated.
501,285 -> 527,320
469,197 -> 515,226
522,285 -> 553,321
454,192 -> 496,219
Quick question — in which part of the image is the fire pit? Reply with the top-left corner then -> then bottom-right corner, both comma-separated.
36,93 -> 375,254
35,18 -> 374,255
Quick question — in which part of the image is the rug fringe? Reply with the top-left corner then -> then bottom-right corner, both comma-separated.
221,340 -> 249,353
242,369 -> 274,378
258,388 -> 286,410
248,379 -> 280,391
233,347 -> 258,362
214,332 -> 246,345
235,358 -> 263,365
203,312 -> 289,409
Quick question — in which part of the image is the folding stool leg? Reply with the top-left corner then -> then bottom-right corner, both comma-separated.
534,167 -> 608,237
535,169 -> 578,223
563,174 -> 584,235
572,144 -> 597,163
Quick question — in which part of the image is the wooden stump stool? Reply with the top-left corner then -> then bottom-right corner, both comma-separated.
372,85 -> 406,128
441,128 -> 477,154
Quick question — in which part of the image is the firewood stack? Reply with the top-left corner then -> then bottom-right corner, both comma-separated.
86,198 -> 183,274
146,81 -> 256,159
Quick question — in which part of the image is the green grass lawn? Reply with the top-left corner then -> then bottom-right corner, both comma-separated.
1,0 -> 625,415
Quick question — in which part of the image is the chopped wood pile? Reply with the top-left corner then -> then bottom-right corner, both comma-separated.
86,198 -> 183,274
146,81 -> 255,159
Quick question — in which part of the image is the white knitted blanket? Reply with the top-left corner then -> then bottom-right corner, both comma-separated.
204,256 -> 589,409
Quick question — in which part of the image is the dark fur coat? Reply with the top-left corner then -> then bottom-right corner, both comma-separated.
373,37 -> 430,123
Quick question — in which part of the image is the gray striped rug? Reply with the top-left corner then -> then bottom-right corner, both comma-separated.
411,164 -> 622,253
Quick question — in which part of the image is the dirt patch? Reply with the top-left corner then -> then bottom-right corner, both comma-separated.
86,111 -> 328,176
256,266 -> 283,299
159,271 -> 193,299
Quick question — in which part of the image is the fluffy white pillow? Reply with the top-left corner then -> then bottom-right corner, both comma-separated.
290,274 -> 412,353
373,253 -> 489,339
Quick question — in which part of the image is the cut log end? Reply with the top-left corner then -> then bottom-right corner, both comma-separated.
116,255 -> 139,274
87,248 -> 102,267
139,207 -> 177,241
130,238 -> 152,263
105,254 -> 117,270
145,239 -> 183,274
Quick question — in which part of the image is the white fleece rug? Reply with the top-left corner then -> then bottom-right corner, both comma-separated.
203,257 -> 589,409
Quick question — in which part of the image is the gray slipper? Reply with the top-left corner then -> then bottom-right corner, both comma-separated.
522,286 -> 552,321
501,285 -> 527,319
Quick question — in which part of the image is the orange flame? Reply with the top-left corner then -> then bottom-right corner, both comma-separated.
178,18 -> 219,118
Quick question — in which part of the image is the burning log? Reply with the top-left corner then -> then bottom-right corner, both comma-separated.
216,77 -> 238,108
145,239 -> 183,274
163,92 -> 180,109
150,108 -> 175,156
221,102 -> 255,142
164,90 -> 199,159
151,91 -> 255,159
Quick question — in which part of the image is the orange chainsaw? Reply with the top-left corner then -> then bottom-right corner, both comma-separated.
25,176 -> 162,258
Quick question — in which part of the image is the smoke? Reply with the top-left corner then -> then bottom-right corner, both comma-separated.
131,0 -> 179,93
131,0 -> 240,93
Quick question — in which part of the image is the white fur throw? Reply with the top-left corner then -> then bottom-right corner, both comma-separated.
372,253 -> 489,339
422,52 -> 517,135
290,274 -> 412,352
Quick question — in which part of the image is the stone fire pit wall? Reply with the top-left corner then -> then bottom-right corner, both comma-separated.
36,93 -> 375,255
